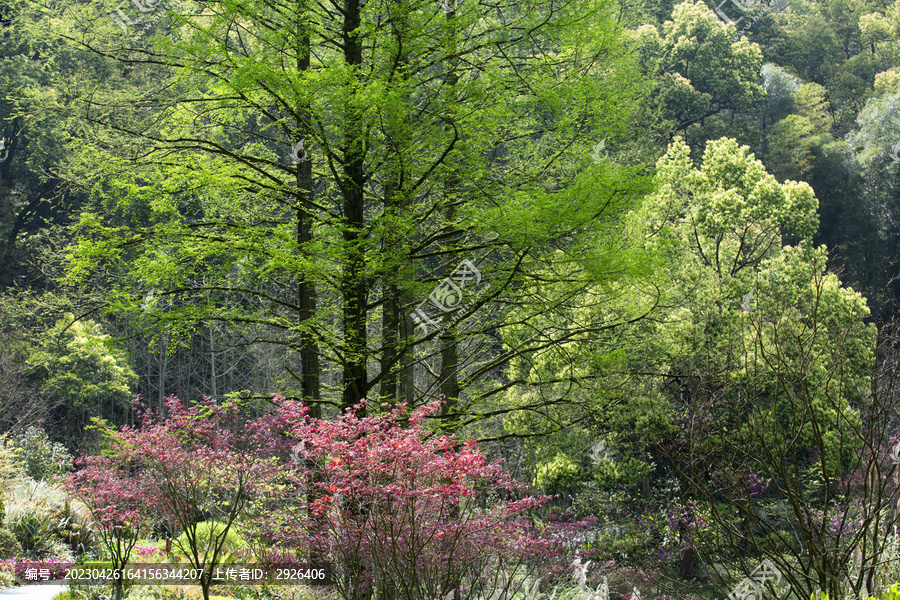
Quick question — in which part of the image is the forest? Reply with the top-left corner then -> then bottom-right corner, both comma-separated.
2,0 -> 900,597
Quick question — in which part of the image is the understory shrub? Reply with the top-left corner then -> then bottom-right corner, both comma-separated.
10,511 -> 55,558
0,559 -> 14,588
0,433 -> 25,535
54,502 -> 95,557
8,427 -> 73,481
271,399 -> 558,600
0,528 -> 21,559
67,396 -> 586,600
134,544 -> 164,561
172,521 -> 247,563
69,395 -> 295,600
5,478 -> 68,520
534,452 -> 582,494
5,479 -> 85,561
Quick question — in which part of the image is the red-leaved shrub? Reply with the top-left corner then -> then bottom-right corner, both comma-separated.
276,399 -> 551,600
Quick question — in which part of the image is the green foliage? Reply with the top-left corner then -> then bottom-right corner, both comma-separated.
592,451 -> 653,487
640,136 -> 873,478
29,316 -> 136,413
815,587 -> 900,600
881,584 -> 900,600
10,511 -> 56,559
627,0 -> 766,142
0,566 -> 14,589
54,502 -> 95,559
55,0 -> 653,423
3,479 -> 84,561
533,453 -> 582,494
0,527 -> 21,559
643,135 -> 819,270
0,435 -> 25,528
8,427 -> 72,481
0,0 -> 93,291
27,315 -> 137,447
767,109 -> 834,183
875,68 -> 900,97
172,521 -> 247,564
4,478 -> 68,524
761,64 -> 801,123
52,589 -> 128,600
5,0 -> 900,594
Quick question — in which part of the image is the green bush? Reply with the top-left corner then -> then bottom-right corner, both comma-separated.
172,521 -> 247,563
53,503 -> 95,558
8,427 -> 73,481
881,585 -> 900,600
0,433 -> 26,529
0,569 -> 14,589
4,479 -> 86,561
0,527 -> 20,559
10,511 -> 55,559
533,452 -> 581,494
8,512 -> 74,561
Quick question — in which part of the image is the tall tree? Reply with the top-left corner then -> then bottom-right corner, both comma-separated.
627,0 -> 766,151
58,0 -> 651,421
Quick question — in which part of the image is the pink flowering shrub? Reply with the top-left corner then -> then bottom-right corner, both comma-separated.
799,503 -> 863,550
276,399 -> 553,600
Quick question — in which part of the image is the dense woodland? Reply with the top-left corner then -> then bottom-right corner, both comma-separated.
3,0 -> 900,597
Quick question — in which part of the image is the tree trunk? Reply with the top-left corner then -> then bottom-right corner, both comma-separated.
158,333 -> 167,414
381,281 -> 400,402
378,0 -> 412,407
400,291 -> 416,402
295,2 -> 320,406
438,17 -> 461,419
340,0 -> 368,411
208,320 -> 217,400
